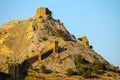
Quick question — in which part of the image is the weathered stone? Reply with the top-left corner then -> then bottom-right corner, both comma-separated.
81,36 -> 89,48
36,7 -> 52,18
50,41 -> 58,54
0,7 -> 112,78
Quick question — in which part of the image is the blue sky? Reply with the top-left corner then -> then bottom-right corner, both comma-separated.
0,0 -> 120,67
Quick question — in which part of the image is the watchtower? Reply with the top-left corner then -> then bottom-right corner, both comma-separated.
36,7 -> 52,18
81,36 -> 89,48
50,41 -> 58,54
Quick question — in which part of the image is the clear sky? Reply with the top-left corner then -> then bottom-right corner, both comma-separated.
0,0 -> 120,67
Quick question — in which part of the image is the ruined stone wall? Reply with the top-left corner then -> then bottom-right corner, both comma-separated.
36,7 -> 51,18
8,64 -> 20,80
38,41 -> 58,62
81,36 -> 89,48
50,41 -> 58,54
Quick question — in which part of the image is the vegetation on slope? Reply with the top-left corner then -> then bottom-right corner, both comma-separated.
66,55 -> 120,78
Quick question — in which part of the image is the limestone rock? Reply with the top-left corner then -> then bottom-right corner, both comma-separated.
0,7 -> 114,76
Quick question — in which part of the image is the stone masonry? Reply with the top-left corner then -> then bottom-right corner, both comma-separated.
50,41 -> 58,54
81,36 -> 89,48
36,7 -> 52,18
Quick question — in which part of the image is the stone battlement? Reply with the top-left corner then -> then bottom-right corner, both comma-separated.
36,7 -> 52,18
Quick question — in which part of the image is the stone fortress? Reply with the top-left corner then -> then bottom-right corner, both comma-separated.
4,7 -> 93,80
35,7 -> 89,48
8,41 -> 58,80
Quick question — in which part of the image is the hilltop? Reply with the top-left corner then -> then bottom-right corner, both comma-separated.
0,7 -> 120,80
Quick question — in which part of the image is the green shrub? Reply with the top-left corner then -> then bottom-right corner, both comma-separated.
112,66 -> 120,73
75,55 -> 88,65
66,68 -> 75,76
93,60 -> 106,70
92,65 -> 99,74
42,37 -> 48,41
71,34 -> 76,40
77,68 -> 84,75
75,54 -> 110,78
63,33 -> 69,41
41,65 -> 47,73
57,29 -> 69,41
75,55 -> 83,64
57,29 -> 63,37
57,19 -> 60,22
92,60 -> 107,74
78,37 -> 82,41
89,45 -> 93,49
82,70 -> 91,78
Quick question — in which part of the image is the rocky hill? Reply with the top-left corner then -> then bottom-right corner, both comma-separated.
0,7 -> 120,80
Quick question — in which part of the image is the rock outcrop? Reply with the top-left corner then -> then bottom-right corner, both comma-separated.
0,7 -> 118,80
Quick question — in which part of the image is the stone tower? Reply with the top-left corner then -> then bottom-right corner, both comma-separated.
50,41 -> 58,54
81,36 -> 89,48
8,64 -> 20,80
36,7 -> 52,18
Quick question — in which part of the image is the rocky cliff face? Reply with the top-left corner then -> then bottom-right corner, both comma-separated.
0,7 -> 112,75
